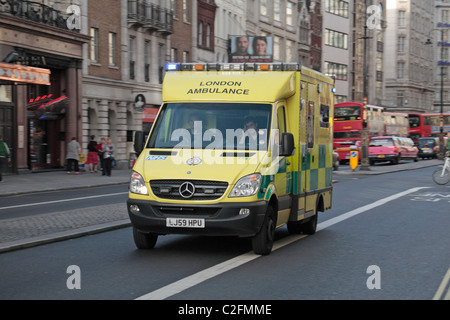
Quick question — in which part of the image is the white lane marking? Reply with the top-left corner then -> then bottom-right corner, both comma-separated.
433,268 -> 450,300
136,187 -> 429,300
0,192 -> 128,210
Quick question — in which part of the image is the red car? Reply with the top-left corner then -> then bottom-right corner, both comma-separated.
369,136 -> 418,165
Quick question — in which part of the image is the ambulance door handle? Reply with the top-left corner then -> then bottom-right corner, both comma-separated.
286,161 -> 291,166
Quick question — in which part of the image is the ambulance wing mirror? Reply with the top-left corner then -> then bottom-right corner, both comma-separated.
134,130 -> 145,155
280,132 -> 295,157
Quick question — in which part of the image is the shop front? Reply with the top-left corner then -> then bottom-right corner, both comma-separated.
0,62 -> 51,174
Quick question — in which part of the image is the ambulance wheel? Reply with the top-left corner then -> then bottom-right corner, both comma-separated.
133,227 -> 158,249
252,206 -> 275,255
301,213 -> 317,235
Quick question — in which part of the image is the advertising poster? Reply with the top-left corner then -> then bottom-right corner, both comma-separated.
229,35 -> 273,63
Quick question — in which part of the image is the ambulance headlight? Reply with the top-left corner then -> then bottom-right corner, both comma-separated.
229,173 -> 262,198
129,171 -> 149,195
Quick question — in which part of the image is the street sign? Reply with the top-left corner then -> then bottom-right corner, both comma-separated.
350,150 -> 359,171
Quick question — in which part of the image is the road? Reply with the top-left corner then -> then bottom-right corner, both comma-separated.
0,184 -> 128,220
0,165 -> 449,303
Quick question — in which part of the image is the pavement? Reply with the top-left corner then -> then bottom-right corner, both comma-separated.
0,159 -> 444,253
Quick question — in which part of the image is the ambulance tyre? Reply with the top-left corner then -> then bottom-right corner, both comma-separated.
133,227 -> 158,249
252,206 -> 275,255
301,213 -> 317,235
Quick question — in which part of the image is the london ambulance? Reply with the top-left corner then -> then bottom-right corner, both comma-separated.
128,62 -> 335,255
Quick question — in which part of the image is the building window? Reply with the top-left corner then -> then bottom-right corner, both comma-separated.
206,24 -> 211,48
170,48 -> 177,62
286,2 -> 293,26
171,0 -> 177,18
145,40 -> 151,82
90,28 -> 99,62
260,0 -> 268,16
198,22 -> 203,46
158,44 -> 165,84
273,36 -> 281,61
274,0 -> 281,22
442,9 -> 450,23
108,32 -> 116,66
325,0 -> 349,18
397,36 -> 405,53
397,61 -> 405,79
398,11 -> 406,27
183,51 -> 189,62
324,29 -> 348,49
183,0 -> 189,22
397,91 -> 405,107
129,37 -> 135,80
324,61 -> 348,81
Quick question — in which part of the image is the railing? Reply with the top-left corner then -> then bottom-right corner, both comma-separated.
0,0 -> 80,32
127,0 -> 173,34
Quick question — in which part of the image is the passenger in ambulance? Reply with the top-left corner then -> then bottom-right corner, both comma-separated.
239,117 -> 260,149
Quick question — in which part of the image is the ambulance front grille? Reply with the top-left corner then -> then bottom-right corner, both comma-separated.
150,180 -> 228,200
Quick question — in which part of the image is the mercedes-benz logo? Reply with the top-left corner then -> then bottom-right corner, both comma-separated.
179,182 -> 195,199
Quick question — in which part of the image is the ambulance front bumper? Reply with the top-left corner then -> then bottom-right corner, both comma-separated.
127,199 -> 268,237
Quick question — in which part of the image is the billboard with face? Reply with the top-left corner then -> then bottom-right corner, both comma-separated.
229,35 -> 273,63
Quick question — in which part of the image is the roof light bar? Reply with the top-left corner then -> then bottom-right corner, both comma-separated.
165,62 -> 302,72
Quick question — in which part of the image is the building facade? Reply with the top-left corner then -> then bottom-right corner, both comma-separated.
431,0 -> 450,113
83,0 -> 173,169
322,0 -> 351,102
384,0 -> 435,112
351,0 -> 386,106
0,0 -> 89,174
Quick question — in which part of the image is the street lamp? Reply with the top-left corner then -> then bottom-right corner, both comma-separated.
425,29 -> 446,160
360,0 -> 371,171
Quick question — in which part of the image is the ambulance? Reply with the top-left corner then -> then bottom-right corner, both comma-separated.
128,62 -> 335,255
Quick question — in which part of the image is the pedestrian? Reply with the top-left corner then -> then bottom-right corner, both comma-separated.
66,137 -> 81,175
96,137 -> 106,175
86,135 -> 99,173
102,137 -> 115,176
0,135 -> 11,182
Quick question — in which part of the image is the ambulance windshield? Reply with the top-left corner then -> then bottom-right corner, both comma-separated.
147,102 -> 272,151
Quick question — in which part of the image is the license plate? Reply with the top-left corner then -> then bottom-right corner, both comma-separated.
166,218 -> 205,228
378,155 -> 385,158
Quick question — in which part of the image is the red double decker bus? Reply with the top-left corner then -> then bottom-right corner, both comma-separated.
408,113 -> 450,143
333,102 -> 384,163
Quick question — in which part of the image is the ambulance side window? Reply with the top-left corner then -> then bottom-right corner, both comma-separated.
276,106 -> 287,145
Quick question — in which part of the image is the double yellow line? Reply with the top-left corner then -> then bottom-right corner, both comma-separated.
433,268 -> 450,300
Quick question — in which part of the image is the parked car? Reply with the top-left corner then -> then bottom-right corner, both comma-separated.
333,151 -> 339,170
417,137 -> 439,159
369,136 -> 418,165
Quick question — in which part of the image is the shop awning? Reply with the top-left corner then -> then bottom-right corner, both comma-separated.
0,62 -> 50,85
27,95 -> 67,120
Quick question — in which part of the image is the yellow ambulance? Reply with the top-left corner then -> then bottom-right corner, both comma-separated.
128,63 -> 335,255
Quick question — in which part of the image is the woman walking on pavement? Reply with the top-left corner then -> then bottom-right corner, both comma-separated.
66,137 -> 81,175
86,135 -> 99,173
102,137 -> 115,176
96,137 -> 106,175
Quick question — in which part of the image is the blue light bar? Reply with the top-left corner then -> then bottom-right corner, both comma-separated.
165,63 -> 178,71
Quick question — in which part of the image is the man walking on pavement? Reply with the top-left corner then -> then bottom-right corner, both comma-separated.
0,135 -> 10,182
66,137 -> 81,175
